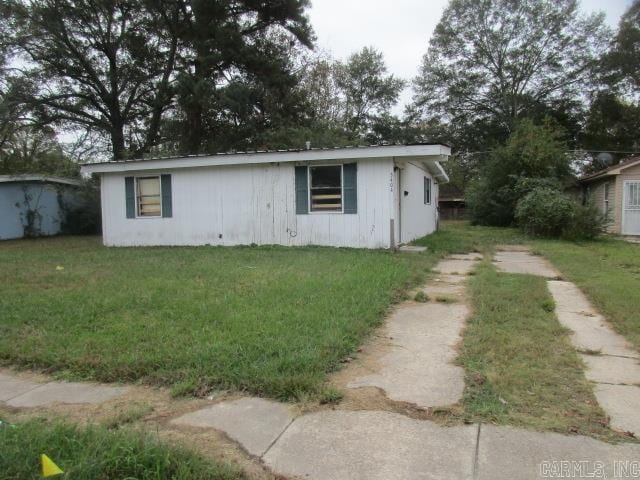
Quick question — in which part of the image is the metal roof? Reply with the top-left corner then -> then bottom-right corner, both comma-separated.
0,175 -> 82,186
82,142 -> 451,166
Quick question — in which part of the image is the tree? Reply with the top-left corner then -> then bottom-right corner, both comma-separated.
603,0 -> 640,97
467,119 -> 572,226
334,47 -> 404,138
0,126 -> 79,177
411,0 -> 609,152
172,0 -> 313,154
5,0 -> 182,160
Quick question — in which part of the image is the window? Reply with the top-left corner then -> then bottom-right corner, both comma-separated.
424,177 -> 431,205
136,176 -> 161,217
309,165 -> 342,212
604,182 -> 610,214
627,182 -> 640,209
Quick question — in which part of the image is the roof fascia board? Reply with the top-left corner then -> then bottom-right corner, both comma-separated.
81,144 -> 452,175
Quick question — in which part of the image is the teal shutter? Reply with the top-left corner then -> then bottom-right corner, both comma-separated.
295,166 -> 308,214
161,174 -> 172,218
125,177 -> 135,218
343,163 -> 357,214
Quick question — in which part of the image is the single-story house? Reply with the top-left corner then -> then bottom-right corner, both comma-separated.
80,143 -> 450,249
0,175 -> 83,240
578,156 -> 640,236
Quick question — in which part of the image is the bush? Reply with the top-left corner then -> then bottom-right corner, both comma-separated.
467,119 -> 572,226
515,187 -> 605,240
60,180 -> 102,235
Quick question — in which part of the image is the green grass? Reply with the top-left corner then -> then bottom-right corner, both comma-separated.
413,220 -> 525,254
458,262 -> 616,440
0,419 -> 244,479
534,237 -> 640,351
0,236 -> 434,400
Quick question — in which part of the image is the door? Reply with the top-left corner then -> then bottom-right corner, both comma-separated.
622,181 -> 640,235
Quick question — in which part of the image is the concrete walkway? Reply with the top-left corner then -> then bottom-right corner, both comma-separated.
495,247 -> 640,436
0,372 -> 128,407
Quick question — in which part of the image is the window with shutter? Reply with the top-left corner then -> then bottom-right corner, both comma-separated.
136,176 -> 162,217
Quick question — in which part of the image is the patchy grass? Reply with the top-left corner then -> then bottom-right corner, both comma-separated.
458,262 -> 619,441
0,236 -> 435,400
413,220 -> 525,254
534,237 -> 640,351
0,418 -> 245,479
414,291 -> 429,303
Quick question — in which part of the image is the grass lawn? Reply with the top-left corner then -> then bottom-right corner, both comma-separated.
0,418 -> 244,479
0,236 -> 433,400
458,262 -> 616,440
413,220 -> 526,254
533,238 -> 640,351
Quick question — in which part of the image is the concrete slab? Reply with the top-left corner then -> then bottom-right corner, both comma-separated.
448,253 -> 484,261
398,245 -> 427,253
594,384 -> 640,435
547,280 -> 598,315
6,381 -> 128,408
0,373 -> 40,402
580,354 -> 640,385
432,274 -> 468,284
493,251 -> 559,278
263,410 -> 477,480
433,259 -> 478,275
171,397 -> 293,457
422,282 -> 465,299
477,424 -> 640,480
347,302 -> 468,407
549,282 -> 639,358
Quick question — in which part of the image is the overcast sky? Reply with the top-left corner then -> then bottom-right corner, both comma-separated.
308,0 -> 633,113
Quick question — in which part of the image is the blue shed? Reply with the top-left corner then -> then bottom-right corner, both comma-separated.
0,175 -> 83,240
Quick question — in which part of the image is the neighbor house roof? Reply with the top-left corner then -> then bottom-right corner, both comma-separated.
0,174 -> 82,186
80,143 -> 451,182
579,156 -> 640,183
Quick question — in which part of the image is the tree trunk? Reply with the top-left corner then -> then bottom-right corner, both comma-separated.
110,125 -> 126,160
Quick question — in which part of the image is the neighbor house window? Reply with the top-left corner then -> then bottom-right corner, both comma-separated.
604,182 -> 610,214
424,177 -> 431,205
136,176 -> 161,217
309,165 -> 342,212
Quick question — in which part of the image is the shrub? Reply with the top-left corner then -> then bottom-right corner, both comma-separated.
60,180 -> 102,235
515,187 -> 605,240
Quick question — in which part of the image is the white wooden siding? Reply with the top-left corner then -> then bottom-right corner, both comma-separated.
100,157 -> 395,248
397,161 -> 439,243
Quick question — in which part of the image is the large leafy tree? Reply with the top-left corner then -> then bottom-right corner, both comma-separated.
173,0 -> 313,154
4,0 -> 182,160
603,0 -> 640,97
334,47 -> 404,138
411,0 -> 609,152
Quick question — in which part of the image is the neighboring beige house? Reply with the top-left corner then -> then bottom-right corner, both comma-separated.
578,157 -> 640,236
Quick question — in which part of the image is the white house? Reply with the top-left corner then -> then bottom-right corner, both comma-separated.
80,144 -> 450,249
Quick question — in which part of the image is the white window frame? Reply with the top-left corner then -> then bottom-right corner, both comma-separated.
424,176 -> 431,205
308,163 -> 344,214
135,175 -> 162,218
603,182 -> 610,213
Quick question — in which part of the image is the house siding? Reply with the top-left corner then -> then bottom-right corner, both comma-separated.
397,161 -> 439,243
617,163 -> 640,235
586,178 -> 616,232
0,182 -> 74,240
100,157 -> 395,248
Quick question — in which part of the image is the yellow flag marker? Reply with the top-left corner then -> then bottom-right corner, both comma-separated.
41,454 -> 64,477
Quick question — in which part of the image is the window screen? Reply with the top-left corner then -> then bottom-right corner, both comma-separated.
627,182 -> 640,209
136,176 -> 161,217
310,165 -> 342,212
424,177 -> 431,205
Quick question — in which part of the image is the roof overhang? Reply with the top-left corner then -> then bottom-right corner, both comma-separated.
0,175 -> 82,186
579,157 -> 640,184
80,144 -> 452,175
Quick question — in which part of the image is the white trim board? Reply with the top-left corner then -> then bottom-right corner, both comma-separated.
81,145 -> 451,175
